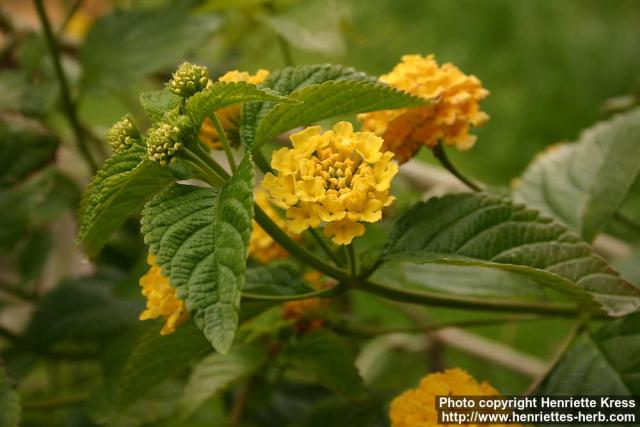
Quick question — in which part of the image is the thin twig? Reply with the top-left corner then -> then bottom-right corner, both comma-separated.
276,34 -> 294,67
22,394 -> 87,411
210,113 -> 237,173
228,378 -> 251,427
432,142 -> 482,191
58,0 -> 84,34
33,0 -> 98,172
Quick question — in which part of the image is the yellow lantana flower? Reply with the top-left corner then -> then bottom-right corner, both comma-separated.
389,368 -> 516,427
261,122 -> 398,245
199,69 -> 270,149
248,190 -> 290,263
139,255 -> 188,335
358,54 -> 490,163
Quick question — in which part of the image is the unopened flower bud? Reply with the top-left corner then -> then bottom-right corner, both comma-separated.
106,115 -> 139,153
169,62 -> 209,98
146,115 -> 193,165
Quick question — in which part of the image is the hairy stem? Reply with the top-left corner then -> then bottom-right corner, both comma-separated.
243,283 -> 345,301
432,142 -> 482,192
33,0 -> 98,172
210,113 -> 237,173
347,244 -> 357,277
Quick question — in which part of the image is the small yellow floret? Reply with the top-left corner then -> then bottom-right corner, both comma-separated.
248,190 -> 291,263
261,122 -> 398,245
139,255 -> 188,335
199,69 -> 270,149
389,368 -> 516,427
358,54 -> 490,163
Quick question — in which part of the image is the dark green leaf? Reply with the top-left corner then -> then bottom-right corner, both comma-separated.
78,145 -> 175,257
244,264 -> 312,296
0,190 -> 28,253
382,193 -> 640,316
0,118 -> 57,187
118,322 -> 210,406
514,108 -> 640,241
0,365 -> 20,427
285,330 -> 366,398
251,80 -> 425,149
180,344 -> 266,416
81,7 -> 221,92
540,312 -> 640,395
240,64 -> 372,148
139,89 -> 181,122
142,156 -> 255,353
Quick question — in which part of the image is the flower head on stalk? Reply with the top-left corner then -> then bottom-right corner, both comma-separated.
199,69 -> 270,149
146,114 -> 194,166
139,255 -> 188,335
358,54 -> 490,163
169,62 -> 210,98
389,368 -> 516,427
261,122 -> 398,245
106,115 -> 139,153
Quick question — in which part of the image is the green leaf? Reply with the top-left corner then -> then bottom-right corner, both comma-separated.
244,264 -> 312,296
382,193 -> 640,316
0,365 -> 19,427
0,190 -> 28,253
514,108 -> 640,241
284,330 -> 366,398
142,156 -> 255,353
0,118 -> 57,187
240,64 -> 372,148
81,6 -> 221,92
185,81 -> 293,129
539,312 -> 640,394
78,145 -> 175,257
250,79 -> 426,149
118,322 -> 210,406
139,89 -> 181,122
23,276 -> 139,349
180,344 -> 266,416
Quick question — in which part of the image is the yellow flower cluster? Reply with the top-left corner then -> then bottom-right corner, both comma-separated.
358,54 -> 490,163
261,122 -> 398,245
389,369 -> 514,427
248,190 -> 290,263
199,69 -> 270,149
139,255 -> 188,335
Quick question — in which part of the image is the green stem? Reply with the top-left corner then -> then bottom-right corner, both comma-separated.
614,212 -> 640,235
347,244 -> 357,277
334,314 -> 544,337
308,228 -> 343,267
58,0 -> 84,34
276,34 -> 294,67
210,113 -> 237,173
196,143 -> 232,180
33,0 -> 98,172
254,149 -> 274,174
22,395 -> 87,411
182,147 -> 226,186
254,206 -> 351,282
432,142 -> 482,192
356,279 -> 597,317
0,281 -> 38,301
242,283 -> 345,302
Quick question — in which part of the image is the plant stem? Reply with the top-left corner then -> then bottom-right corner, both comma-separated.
58,0 -> 83,34
254,206 -> 351,282
356,279 -> 597,317
276,34 -> 294,67
254,149 -> 274,174
334,314 -> 543,337
525,313 -> 590,394
308,228 -> 343,267
22,394 -> 87,411
432,142 -> 482,192
0,281 -> 38,301
228,379 -> 251,427
210,113 -> 237,173
614,212 -> 640,235
242,283 -> 345,301
33,0 -> 98,172
182,147 -> 226,186
347,244 -> 357,277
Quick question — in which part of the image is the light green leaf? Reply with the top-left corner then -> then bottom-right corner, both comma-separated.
78,145 -> 175,257
0,118 -> 57,187
139,89 -> 181,122
382,193 -> 640,316
185,82 -> 293,129
81,7 -> 220,92
251,79 -> 426,149
142,156 -> 255,353
180,344 -> 266,416
284,330 -> 366,398
514,108 -> 640,241
539,312 -> 640,395
240,64 -> 372,148
0,365 -> 19,427
118,322 -> 210,406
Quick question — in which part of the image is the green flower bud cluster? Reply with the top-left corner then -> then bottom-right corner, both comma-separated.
106,115 -> 139,153
169,62 -> 209,98
146,115 -> 193,166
